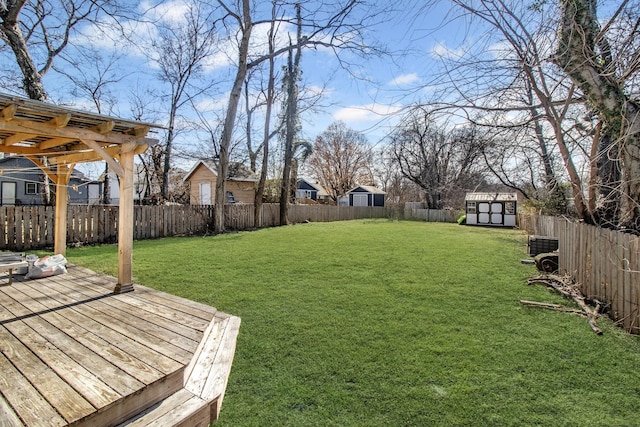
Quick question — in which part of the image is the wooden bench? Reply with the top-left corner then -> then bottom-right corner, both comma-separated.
118,314 -> 241,426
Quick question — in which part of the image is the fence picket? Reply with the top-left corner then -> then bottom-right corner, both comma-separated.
519,214 -> 640,335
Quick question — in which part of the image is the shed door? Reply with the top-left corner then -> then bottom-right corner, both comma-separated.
352,194 -> 368,207
491,202 -> 503,224
477,202 -> 505,225
1,182 -> 16,205
477,202 -> 490,224
200,182 -> 212,205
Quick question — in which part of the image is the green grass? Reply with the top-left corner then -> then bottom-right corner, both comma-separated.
66,220 -> 640,426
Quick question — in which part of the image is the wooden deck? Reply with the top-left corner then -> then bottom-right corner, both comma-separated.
0,265 -> 240,426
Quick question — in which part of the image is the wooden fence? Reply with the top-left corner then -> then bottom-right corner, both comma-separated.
519,214 -> 640,334
403,202 -> 460,223
0,204 -> 401,251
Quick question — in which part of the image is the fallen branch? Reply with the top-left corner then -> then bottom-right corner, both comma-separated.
519,300 -> 585,316
526,275 -> 604,335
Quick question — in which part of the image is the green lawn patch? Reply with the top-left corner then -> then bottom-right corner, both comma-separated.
67,220 -> 640,426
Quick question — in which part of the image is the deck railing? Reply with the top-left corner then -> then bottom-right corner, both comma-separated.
519,214 -> 640,334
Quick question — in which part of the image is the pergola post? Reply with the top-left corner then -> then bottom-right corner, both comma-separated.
53,164 -> 72,256
115,149 -> 135,294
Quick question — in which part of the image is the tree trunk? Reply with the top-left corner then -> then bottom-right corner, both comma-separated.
214,0 -> 252,233
254,4 -> 277,228
554,0 -> 640,229
279,4 -> 303,226
279,46 -> 296,226
0,14 -> 47,101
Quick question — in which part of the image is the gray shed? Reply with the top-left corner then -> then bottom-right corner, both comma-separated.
348,185 -> 386,207
465,192 -> 517,227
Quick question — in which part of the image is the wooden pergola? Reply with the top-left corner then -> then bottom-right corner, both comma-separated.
0,93 -> 160,293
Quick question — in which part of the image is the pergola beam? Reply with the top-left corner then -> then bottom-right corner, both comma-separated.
0,117 -> 139,145
79,138 -> 124,177
2,104 -> 16,120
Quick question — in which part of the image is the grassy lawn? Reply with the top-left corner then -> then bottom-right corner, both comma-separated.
66,220 -> 640,426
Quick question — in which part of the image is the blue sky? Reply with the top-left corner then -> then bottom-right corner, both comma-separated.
32,1 -> 471,175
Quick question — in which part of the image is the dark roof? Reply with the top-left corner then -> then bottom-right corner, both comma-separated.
348,185 -> 386,194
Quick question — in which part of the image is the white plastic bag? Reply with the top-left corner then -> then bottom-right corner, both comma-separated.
26,254 -> 67,279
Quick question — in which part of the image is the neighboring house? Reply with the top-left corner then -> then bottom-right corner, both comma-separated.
183,160 -> 257,205
464,192 -> 517,227
104,164 -> 187,205
0,155 -> 101,205
295,178 -> 330,203
347,185 -> 386,207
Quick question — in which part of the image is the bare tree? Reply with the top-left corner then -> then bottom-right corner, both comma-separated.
420,0 -> 594,219
279,3 -> 303,225
389,107 -> 486,209
553,0 -> 640,229
254,2 -> 279,227
152,1 -> 218,202
306,121 -> 373,201
56,47 -> 127,204
0,0 -> 127,101
212,0 -> 389,232
373,147 -> 424,205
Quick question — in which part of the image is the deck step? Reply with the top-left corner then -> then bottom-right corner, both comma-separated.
118,314 -> 241,426
117,389 -> 211,427
74,368 -> 185,427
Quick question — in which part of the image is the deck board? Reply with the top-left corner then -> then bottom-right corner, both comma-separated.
13,282 -> 169,382
0,265 -> 235,427
28,277 -> 196,363
0,328 -> 96,421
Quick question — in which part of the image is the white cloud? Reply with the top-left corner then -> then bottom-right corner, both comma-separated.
429,41 -> 465,59
333,103 -> 402,123
194,94 -> 230,112
389,73 -> 420,87
140,0 -> 191,25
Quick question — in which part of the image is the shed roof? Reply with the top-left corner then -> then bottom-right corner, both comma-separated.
465,192 -> 517,202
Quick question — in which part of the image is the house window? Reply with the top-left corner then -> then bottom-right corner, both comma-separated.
505,201 -> 515,215
25,182 -> 38,195
226,191 -> 236,204
467,202 -> 476,214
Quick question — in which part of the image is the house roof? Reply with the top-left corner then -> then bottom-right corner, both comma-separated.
465,192 -> 518,202
348,185 -> 386,194
0,155 -> 95,182
183,160 -> 258,183
297,178 -> 329,197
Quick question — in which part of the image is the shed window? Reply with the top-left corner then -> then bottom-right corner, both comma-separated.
226,191 -> 236,204
25,182 -> 38,195
467,202 -> 476,214
505,201 -> 515,214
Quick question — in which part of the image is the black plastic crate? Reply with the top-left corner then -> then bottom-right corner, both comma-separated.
528,235 -> 559,256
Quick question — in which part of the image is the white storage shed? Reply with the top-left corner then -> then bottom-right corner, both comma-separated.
465,192 -> 517,227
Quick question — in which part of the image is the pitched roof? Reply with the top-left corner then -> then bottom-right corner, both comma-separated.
464,192 -> 518,202
183,160 -> 258,183
297,178 -> 329,197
